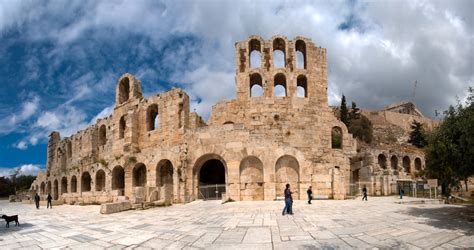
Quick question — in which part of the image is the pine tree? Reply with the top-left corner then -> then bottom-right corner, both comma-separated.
408,120 -> 426,148
340,95 -> 349,126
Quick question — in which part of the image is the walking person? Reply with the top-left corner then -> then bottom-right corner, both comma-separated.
34,193 -> 40,209
362,186 -> 368,201
47,193 -> 53,209
282,184 -> 294,215
399,187 -> 404,199
307,186 -> 313,204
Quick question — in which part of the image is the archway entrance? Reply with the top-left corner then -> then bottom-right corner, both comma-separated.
196,156 -> 226,200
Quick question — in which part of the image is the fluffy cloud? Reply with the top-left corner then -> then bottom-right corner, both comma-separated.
0,164 -> 43,177
0,0 -> 472,152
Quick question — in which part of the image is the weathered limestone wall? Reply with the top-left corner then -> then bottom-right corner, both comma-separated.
33,35 -> 435,205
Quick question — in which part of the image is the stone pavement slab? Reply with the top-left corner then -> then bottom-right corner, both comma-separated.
0,197 -> 473,249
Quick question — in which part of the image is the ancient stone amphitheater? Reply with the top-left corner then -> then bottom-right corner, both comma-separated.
30,35 -> 432,204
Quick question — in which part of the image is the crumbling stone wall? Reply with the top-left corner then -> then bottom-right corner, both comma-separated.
33,35 -> 434,205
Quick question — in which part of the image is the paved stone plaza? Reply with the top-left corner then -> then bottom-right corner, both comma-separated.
0,197 -> 473,249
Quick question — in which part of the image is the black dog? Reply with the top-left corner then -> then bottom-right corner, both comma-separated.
1,215 -> 19,228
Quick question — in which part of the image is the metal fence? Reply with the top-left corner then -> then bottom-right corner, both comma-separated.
198,184 -> 226,200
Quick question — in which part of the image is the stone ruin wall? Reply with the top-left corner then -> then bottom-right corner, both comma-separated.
30,34 -> 437,205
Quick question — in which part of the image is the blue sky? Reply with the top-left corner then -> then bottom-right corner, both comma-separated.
0,0 -> 472,176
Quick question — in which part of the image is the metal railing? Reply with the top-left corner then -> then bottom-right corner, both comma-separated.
198,184 -> 226,200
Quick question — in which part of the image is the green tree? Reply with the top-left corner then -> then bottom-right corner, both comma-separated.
0,177 -> 14,197
408,120 -> 427,148
349,114 -> 373,144
340,95 -> 349,126
349,101 -> 360,122
425,87 -> 474,196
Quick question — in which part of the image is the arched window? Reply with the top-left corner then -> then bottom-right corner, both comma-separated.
118,77 -> 130,104
274,73 -> 287,97
250,73 -> 263,97
273,38 -> 286,68
81,172 -> 91,192
378,154 -> 387,169
133,163 -> 147,187
112,166 -> 125,190
249,39 -> 262,69
119,116 -> 126,139
331,127 -> 343,149
297,75 -> 308,97
71,176 -> 77,193
147,104 -> 159,131
391,156 -> 398,170
295,40 -> 307,69
403,156 -> 411,173
415,158 -> 422,171
98,125 -> 106,146
96,169 -> 105,191
61,177 -> 67,194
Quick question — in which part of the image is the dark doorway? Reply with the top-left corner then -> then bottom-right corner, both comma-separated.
198,159 -> 226,200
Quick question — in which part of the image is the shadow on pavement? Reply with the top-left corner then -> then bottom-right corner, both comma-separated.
0,222 -> 35,235
404,205 -> 474,235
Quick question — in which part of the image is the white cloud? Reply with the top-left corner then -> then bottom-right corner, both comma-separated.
0,164 -> 43,177
0,95 -> 39,134
89,105 -> 114,125
0,0 -> 472,150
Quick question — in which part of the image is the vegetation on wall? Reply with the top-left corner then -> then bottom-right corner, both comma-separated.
339,95 -> 373,144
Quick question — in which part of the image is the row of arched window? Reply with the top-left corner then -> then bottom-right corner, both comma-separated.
248,38 -> 307,70
97,104 -> 161,145
377,154 -> 423,173
35,167 -> 125,199
249,73 -> 308,98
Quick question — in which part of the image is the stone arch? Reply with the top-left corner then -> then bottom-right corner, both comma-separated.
296,75 -> 307,97
71,176 -> 77,193
133,163 -> 147,187
156,159 -> 174,201
193,154 -> 227,200
95,169 -> 106,191
391,155 -> 398,170
223,121 -> 234,125
249,73 -> 263,97
47,181 -> 51,194
112,166 -> 125,191
249,38 -> 262,68
275,155 -> 300,199
40,182 -> 45,195
147,104 -> 159,131
119,116 -> 126,139
295,39 -> 307,69
81,172 -> 91,192
331,126 -> 343,149
273,37 -> 286,68
61,176 -> 67,194
98,125 -> 107,146
403,156 -> 411,173
239,156 -> 264,200
118,77 -> 130,104
415,157 -> 422,171
378,154 -> 387,169
53,179 -> 59,200
274,73 -> 287,97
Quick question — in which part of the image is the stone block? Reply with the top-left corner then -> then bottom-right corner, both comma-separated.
100,201 -> 131,214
